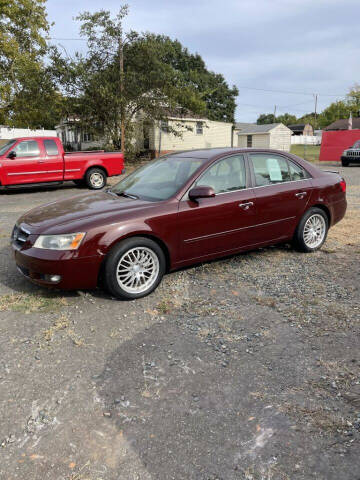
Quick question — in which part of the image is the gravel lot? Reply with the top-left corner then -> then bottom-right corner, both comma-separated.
0,163 -> 359,480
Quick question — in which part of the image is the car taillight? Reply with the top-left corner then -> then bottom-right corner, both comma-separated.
340,179 -> 346,193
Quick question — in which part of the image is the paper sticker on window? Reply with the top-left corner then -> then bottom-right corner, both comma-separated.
266,158 -> 282,182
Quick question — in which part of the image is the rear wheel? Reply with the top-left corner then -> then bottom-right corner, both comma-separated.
85,168 -> 107,189
103,237 -> 166,300
293,207 -> 328,252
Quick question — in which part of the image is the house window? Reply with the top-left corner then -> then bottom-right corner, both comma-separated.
196,122 -> 203,135
160,120 -> 169,133
247,135 -> 253,147
83,132 -> 92,142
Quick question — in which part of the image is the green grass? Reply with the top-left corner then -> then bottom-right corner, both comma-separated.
290,144 -> 320,163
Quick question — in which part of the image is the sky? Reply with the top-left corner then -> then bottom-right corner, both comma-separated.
46,0 -> 360,122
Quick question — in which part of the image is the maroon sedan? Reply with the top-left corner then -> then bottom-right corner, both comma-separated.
12,148 -> 347,299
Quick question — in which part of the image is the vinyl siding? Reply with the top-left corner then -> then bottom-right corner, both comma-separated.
237,125 -> 291,152
150,119 -> 233,152
269,124 -> 292,152
237,133 -> 270,148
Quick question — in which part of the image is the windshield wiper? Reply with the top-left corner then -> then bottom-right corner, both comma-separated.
115,191 -> 139,199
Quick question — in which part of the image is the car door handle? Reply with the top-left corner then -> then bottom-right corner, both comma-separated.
239,201 -> 254,210
295,192 -> 307,198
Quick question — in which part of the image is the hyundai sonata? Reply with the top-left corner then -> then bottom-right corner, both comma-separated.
12,148 -> 347,299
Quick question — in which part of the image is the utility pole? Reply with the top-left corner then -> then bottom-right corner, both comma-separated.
119,36 -> 125,154
314,94 -> 318,127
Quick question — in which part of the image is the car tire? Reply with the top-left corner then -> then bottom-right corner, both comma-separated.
103,237 -> 166,300
85,168 -> 107,189
293,207 -> 329,253
341,159 -> 349,167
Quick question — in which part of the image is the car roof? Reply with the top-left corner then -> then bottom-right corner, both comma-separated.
165,147 -> 292,160
166,148 -> 244,159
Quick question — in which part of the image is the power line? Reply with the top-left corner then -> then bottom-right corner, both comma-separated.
237,85 -> 344,98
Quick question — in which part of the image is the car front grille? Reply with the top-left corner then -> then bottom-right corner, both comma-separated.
347,149 -> 360,157
12,225 -> 30,247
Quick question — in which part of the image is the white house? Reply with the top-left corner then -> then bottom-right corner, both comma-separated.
148,116 -> 235,156
55,118 -> 103,151
236,123 -> 292,152
55,115 -> 235,155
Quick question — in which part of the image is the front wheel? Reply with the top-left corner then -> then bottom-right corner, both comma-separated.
293,207 -> 329,252
103,237 -> 166,300
85,168 -> 107,189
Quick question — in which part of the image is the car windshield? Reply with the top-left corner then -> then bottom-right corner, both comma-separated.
0,139 -> 16,156
110,155 -> 204,201
352,140 -> 360,148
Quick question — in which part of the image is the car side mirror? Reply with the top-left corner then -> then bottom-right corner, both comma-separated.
7,151 -> 16,159
188,185 -> 215,201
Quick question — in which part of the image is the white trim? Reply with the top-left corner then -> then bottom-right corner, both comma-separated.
7,170 -> 63,176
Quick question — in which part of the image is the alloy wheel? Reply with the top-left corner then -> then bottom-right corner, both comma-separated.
303,213 -> 326,249
116,247 -> 160,294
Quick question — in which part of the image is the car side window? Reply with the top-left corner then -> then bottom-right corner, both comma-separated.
13,140 -> 40,158
250,154 -> 291,186
288,160 -> 308,181
43,139 -> 59,156
195,155 -> 246,194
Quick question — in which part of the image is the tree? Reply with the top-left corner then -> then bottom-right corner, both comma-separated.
276,113 -> 297,126
0,0 -> 60,127
347,84 -> 360,114
256,113 -> 276,124
51,8 -> 238,152
317,101 -> 349,129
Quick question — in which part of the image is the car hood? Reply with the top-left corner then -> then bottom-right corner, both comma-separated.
17,191 -> 158,234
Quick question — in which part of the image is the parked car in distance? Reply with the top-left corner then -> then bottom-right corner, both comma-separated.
341,140 -> 360,166
0,137 -> 124,189
12,148 -> 347,299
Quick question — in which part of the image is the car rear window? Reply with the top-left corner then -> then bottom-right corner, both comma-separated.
250,154 -> 291,186
43,139 -> 59,156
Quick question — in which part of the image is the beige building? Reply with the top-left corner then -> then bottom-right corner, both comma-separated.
236,122 -> 292,152
288,123 -> 314,136
148,117 -> 235,156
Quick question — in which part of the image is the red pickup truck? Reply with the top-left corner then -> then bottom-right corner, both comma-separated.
0,136 -> 124,189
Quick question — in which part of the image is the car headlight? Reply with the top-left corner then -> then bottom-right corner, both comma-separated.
33,233 -> 86,250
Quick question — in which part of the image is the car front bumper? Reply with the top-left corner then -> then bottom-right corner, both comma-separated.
341,155 -> 360,163
12,244 -> 103,290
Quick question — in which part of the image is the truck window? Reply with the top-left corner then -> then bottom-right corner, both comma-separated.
44,139 -> 59,156
13,140 -> 40,157
0,139 -> 16,156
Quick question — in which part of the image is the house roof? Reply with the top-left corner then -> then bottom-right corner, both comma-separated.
235,122 -> 282,134
325,118 -> 360,130
288,124 -> 305,131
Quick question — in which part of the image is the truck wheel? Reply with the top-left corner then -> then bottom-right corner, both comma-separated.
103,237 -> 166,300
341,159 -> 349,167
85,168 -> 107,189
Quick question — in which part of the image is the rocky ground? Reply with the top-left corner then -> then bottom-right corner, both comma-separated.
0,164 -> 359,480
